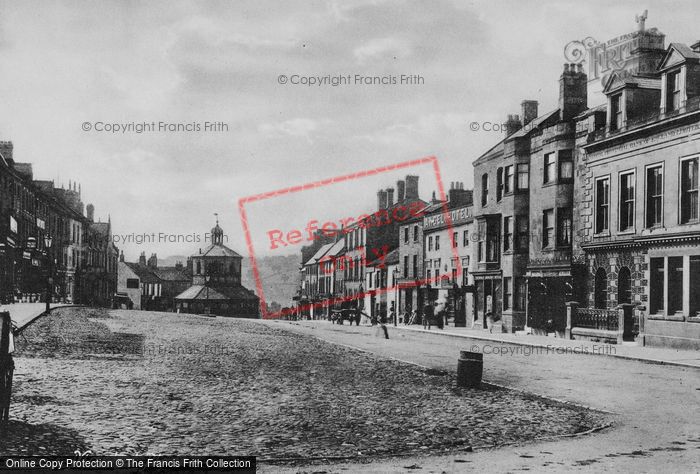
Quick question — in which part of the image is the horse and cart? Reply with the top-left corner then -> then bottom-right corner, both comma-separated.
330,301 -> 361,325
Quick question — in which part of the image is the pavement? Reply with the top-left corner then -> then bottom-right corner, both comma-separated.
261,320 -> 700,473
0,302 -> 77,331
279,319 -> 700,368
390,323 -> 700,368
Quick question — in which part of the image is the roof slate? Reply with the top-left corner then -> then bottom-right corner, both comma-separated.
194,243 -> 242,258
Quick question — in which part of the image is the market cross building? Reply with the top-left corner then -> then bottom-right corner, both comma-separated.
175,220 -> 259,318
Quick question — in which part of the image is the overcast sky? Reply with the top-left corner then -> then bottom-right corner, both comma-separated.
1,0 -> 698,261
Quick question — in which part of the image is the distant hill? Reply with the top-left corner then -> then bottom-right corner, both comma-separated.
241,254 -> 301,308
159,254 -> 300,308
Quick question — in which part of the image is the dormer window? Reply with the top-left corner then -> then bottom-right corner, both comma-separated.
610,93 -> 623,131
666,70 -> 682,112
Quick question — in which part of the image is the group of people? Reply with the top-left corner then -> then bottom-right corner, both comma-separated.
419,300 -> 449,330
326,297 -> 454,339
388,300 -> 450,330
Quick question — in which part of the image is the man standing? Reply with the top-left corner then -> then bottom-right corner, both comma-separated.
423,302 -> 434,330
435,300 -> 445,330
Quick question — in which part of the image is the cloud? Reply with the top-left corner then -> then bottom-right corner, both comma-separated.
355,113 -> 474,146
258,118 -> 323,143
353,37 -> 412,64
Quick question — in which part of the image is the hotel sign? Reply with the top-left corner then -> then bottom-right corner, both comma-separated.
423,206 -> 472,231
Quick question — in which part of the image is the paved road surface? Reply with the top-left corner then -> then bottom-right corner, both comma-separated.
260,320 -> 700,473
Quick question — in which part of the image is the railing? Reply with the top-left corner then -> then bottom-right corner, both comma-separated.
565,303 -> 638,344
574,308 -> 619,330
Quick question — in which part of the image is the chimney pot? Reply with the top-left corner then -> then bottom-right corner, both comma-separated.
505,113 -> 521,136
521,100 -> 539,127
377,189 -> 388,210
404,175 -> 419,200
397,180 -> 406,202
386,187 -> 395,207
560,61 -> 588,121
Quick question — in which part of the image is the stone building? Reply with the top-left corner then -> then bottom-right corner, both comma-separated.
472,63 -> 588,333
295,230 -> 335,319
336,175 -> 426,313
422,183 -> 474,327
525,65 -> 588,335
364,247 -> 399,323
82,211 -> 119,307
117,252 -> 190,311
117,259 -> 142,309
175,219 -> 259,318
397,207 -> 425,317
295,175 -> 426,319
342,220 -> 365,307
299,241 -> 334,319
574,30 -> 700,349
0,140 -> 117,306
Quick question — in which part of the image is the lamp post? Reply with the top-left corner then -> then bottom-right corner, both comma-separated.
393,268 -> 398,326
44,235 -> 53,313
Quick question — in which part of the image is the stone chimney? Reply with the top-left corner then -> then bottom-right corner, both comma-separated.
139,252 -> 147,266
86,203 -> 94,222
175,261 -> 183,271
0,141 -> 13,163
448,182 -> 473,207
396,180 -> 405,202
559,63 -> 587,121
147,253 -> 157,268
405,175 -> 419,200
505,114 -> 521,136
377,189 -> 388,210
119,251 -> 125,262
386,187 -> 395,207
521,100 -> 539,127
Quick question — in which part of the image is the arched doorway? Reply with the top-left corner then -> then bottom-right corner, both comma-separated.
617,267 -> 632,305
594,268 -> 608,309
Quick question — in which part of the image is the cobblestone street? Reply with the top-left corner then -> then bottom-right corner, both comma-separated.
263,320 -> 700,472
2,308 -> 607,465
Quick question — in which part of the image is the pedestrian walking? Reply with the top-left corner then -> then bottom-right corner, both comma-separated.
486,311 -> 495,333
423,302 -> 434,330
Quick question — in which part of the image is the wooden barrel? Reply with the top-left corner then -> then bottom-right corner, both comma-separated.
457,350 -> 483,388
